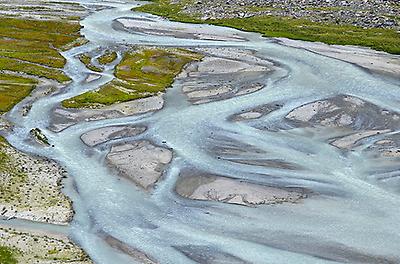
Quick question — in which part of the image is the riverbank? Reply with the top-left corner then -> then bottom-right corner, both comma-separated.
0,137 -> 72,224
277,38 -> 400,79
134,0 -> 400,54
0,224 -> 91,263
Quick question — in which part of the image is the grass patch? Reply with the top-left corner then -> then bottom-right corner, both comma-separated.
0,58 -> 69,83
62,48 -> 202,108
0,246 -> 17,264
0,16 -> 82,114
0,136 -> 71,218
0,38 -> 65,68
78,54 -> 102,72
134,0 -> 400,54
98,50 -> 118,65
0,137 -> 27,205
0,74 -> 38,113
0,227 -> 91,263
0,17 -> 81,49
135,0 -> 201,23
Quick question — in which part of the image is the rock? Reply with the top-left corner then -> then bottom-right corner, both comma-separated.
30,128 -> 50,146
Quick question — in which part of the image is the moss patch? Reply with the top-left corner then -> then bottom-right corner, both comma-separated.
134,0 -> 400,54
62,48 -> 202,108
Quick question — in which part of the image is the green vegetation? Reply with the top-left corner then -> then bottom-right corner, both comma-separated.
0,136 -> 70,216
0,74 -> 37,113
135,0 -> 201,23
0,246 -> 17,264
0,38 -> 65,68
0,58 -> 69,83
134,0 -> 400,54
0,17 -> 81,49
78,53 -> 103,72
0,17 -> 81,69
244,6 -> 280,13
0,227 -> 91,263
30,128 -> 50,146
62,48 -> 202,108
0,137 -> 28,205
0,16 -> 82,114
98,50 -> 118,65
61,37 -> 88,52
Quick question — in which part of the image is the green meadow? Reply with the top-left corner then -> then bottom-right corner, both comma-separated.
62,48 -> 202,108
0,16 -> 81,114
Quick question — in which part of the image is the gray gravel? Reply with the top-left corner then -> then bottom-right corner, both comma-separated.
179,0 -> 400,30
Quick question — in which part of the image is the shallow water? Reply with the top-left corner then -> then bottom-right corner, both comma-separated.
4,0 -> 400,263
